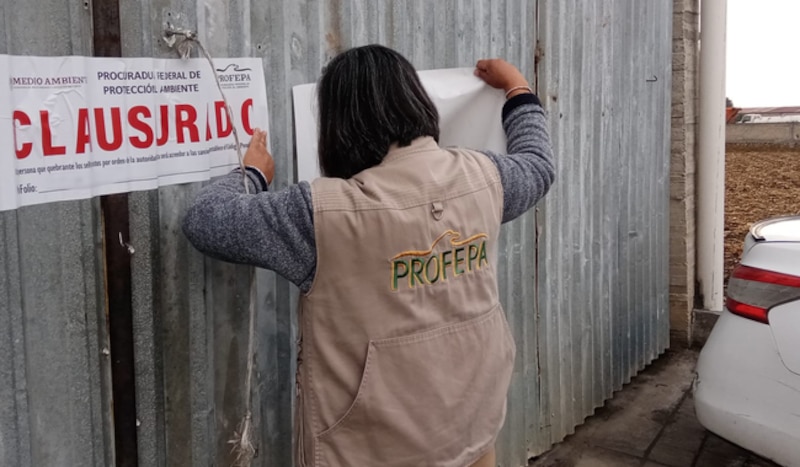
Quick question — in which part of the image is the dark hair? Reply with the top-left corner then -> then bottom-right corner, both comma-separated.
317,45 -> 440,179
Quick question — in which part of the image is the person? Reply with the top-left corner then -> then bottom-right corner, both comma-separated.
183,45 -> 554,467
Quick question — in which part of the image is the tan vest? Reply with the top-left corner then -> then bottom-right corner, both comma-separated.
296,137 -> 516,467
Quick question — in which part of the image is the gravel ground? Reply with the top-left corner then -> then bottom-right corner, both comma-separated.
725,144 -> 800,281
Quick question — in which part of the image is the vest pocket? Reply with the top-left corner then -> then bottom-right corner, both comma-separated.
315,305 -> 515,467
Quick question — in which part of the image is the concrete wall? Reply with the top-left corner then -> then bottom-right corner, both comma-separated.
670,0 -> 699,345
726,122 -> 800,146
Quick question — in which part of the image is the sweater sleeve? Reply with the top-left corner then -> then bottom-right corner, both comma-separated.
182,170 -> 317,292
481,93 -> 555,223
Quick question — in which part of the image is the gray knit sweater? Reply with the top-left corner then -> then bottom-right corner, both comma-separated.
183,93 -> 554,293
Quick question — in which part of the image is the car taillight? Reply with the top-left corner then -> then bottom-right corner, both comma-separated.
726,264 -> 800,324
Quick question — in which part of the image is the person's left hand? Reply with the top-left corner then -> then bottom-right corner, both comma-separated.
243,128 -> 275,184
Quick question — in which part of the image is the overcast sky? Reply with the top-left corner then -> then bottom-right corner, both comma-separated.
727,0 -> 800,107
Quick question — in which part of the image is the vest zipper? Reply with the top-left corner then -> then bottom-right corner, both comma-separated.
294,320 -> 307,466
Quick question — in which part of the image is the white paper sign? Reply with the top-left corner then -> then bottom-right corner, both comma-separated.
1,55 -> 269,211
292,68 -> 507,182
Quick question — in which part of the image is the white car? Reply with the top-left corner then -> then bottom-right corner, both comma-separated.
695,215 -> 800,467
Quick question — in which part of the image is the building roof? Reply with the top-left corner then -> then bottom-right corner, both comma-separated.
739,106 -> 800,115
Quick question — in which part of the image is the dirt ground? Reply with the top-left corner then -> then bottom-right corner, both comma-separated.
724,144 -> 800,282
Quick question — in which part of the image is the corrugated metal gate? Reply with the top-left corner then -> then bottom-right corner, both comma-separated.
0,1 -> 672,466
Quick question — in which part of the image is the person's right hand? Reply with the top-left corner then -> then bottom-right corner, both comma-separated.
243,128 -> 275,184
474,59 -> 531,98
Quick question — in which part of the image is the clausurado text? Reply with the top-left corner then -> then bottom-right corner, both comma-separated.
12,99 -> 255,159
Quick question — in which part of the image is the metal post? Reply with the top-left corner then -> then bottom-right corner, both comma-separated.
697,0 -> 727,312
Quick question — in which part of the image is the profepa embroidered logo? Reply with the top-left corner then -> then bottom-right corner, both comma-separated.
390,230 -> 489,291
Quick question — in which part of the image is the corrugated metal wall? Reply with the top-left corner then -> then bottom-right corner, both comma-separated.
0,1 -> 114,466
534,0 -> 673,452
0,0 -> 672,466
